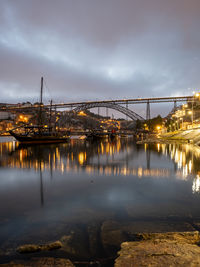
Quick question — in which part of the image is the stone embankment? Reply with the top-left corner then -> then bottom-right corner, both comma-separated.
137,128 -> 200,146
160,128 -> 200,145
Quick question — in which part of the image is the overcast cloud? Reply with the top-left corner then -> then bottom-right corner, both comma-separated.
0,0 -> 200,116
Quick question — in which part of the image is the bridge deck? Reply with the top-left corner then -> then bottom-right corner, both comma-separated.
0,95 -> 193,111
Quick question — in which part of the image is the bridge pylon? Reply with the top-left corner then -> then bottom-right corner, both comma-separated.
146,100 -> 151,128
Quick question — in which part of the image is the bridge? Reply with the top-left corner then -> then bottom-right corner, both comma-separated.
73,102 -> 144,121
0,95 -> 194,121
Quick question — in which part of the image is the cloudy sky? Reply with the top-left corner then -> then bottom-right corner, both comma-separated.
0,0 -> 200,117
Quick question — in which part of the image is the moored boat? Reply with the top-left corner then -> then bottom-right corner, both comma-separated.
9,128 -> 70,144
9,78 -> 70,144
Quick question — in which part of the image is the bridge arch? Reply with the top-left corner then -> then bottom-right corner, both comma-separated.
73,102 -> 144,121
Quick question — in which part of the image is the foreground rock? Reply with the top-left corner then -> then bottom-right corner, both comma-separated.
0,257 -> 74,267
101,219 -> 196,257
17,241 -> 62,253
115,231 -> 200,267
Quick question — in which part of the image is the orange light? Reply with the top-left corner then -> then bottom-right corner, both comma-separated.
78,111 -> 86,116
156,125 -> 161,131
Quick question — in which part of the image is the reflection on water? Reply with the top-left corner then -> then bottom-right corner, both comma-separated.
192,175 -> 200,194
1,137 -> 200,264
1,139 -> 200,191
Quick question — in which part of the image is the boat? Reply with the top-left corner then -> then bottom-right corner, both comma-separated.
9,77 -> 70,144
9,126 -> 70,144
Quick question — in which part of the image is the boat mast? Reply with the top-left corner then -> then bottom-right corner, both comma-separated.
40,77 -> 43,104
49,99 -> 52,132
38,77 -> 43,127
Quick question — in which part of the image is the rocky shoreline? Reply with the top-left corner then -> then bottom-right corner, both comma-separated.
1,216 -> 200,266
2,231 -> 200,266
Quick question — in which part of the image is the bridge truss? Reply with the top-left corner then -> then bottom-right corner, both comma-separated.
1,96 -> 193,121
73,102 -> 144,121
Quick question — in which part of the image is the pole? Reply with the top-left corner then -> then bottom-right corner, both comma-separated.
54,106 -> 57,132
38,76 -> 44,127
40,77 -> 43,104
49,99 -> 52,132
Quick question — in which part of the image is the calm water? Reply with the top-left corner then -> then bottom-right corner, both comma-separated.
0,136 -> 200,265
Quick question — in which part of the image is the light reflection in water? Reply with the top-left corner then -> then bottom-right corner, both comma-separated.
1,136 -> 200,261
1,139 -> 200,194
192,175 -> 200,193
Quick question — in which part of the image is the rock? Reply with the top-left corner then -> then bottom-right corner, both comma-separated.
17,241 -> 62,253
0,257 -> 74,267
17,244 -> 41,253
115,231 -> 200,267
135,231 -> 200,244
42,241 -> 62,251
100,219 -> 196,257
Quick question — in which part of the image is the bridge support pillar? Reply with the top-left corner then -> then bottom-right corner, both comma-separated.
146,100 -> 151,129
174,100 -> 177,110
126,101 -> 128,121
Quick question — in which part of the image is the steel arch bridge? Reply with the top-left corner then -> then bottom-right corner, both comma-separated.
73,102 -> 145,121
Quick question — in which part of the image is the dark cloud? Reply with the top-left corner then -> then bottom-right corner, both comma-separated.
0,0 -> 200,116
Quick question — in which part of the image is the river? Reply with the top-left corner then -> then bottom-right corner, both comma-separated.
0,136 -> 200,266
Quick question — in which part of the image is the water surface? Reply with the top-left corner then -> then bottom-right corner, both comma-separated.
0,136 -> 200,264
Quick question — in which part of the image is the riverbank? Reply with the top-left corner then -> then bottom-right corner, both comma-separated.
160,127 -> 200,145
137,127 -> 200,147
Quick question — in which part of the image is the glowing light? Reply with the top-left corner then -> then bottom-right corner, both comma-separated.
157,143 -> 160,152
192,175 -> 200,193
182,164 -> 188,178
78,152 -> 86,165
156,125 -> 161,131
144,143 -> 147,152
189,160 -> 192,173
78,111 -> 86,116
138,167 -> 143,177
